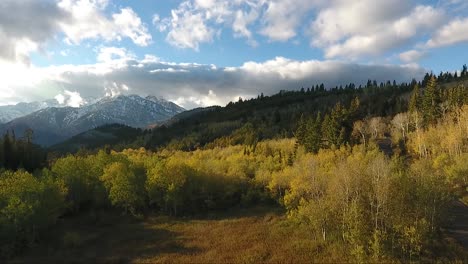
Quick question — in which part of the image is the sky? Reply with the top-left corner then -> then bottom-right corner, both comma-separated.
1,0 -> 468,109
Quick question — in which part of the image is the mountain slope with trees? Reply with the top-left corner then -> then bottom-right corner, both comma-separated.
0,95 -> 184,146
1,65 -> 467,263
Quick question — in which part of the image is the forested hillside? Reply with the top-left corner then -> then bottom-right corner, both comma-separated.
1,67 -> 468,263
52,67 -> 468,154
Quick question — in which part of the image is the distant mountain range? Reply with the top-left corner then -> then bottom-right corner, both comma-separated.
0,95 -> 185,146
0,99 -> 61,124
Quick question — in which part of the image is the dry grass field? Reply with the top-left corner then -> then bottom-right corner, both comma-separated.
12,207 -> 349,264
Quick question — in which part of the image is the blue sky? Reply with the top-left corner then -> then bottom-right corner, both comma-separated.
1,0 -> 468,108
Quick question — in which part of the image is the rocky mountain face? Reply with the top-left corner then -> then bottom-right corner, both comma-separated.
0,95 -> 185,146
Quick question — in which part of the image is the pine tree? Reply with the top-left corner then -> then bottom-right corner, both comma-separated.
304,112 -> 322,153
295,114 -> 307,146
322,104 -> 345,147
320,83 -> 325,91
408,84 -> 420,114
3,131 -> 14,170
422,76 -> 440,126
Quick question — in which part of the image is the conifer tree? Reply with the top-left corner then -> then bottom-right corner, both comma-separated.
3,131 -> 14,170
304,112 -> 322,153
422,76 -> 440,126
322,104 -> 345,147
408,84 -> 420,114
295,114 -> 307,146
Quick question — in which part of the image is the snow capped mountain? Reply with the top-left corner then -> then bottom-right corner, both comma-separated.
145,95 -> 185,113
0,97 -> 100,124
0,95 -> 185,146
0,99 -> 61,124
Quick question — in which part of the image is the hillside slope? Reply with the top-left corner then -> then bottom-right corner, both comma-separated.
0,95 -> 184,146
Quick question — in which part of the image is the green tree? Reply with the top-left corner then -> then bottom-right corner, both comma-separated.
408,84 -> 420,114
322,103 -> 345,147
101,161 -> 146,215
52,155 -> 105,211
422,76 -> 440,125
146,159 -> 190,216
295,114 -> 307,146
304,112 -> 322,153
0,170 -> 65,257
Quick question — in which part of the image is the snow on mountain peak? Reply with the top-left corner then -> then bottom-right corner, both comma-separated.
0,94 -> 186,146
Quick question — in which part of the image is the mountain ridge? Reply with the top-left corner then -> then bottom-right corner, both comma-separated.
0,95 -> 185,146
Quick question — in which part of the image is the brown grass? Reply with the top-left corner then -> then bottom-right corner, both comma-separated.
12,207 -> 349,264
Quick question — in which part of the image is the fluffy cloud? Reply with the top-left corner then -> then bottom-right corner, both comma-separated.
426,18 -> 468,48
155,0 -> 468,60
0,0 -> 151,63
259,0 -> 317,41
0,54 -> 426,109
232,8 -> 259,46
162,2 -> 216,50
0,0 -> 67,63
156,1 -> 233,50
155,0 -> 291,49
54,90 -> 85,107
399,50 -> 426,63
97,47 -> 135,63
58,0 -> 152,46
310,2 -> 445,59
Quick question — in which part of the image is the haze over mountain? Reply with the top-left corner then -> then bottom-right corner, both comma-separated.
0,95 -> 184,146
0,100 -> 61,124
0,96 -> 102,124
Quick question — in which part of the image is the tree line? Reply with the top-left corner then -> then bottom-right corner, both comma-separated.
0,129 -> 46,172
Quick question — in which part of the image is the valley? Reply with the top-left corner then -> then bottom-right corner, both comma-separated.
2,1 -> 468,261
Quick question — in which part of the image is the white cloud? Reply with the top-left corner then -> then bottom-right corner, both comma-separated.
259,0 -> 316,41
309,2 -> 445,59
162,2 -> 216,50
0,61 -> 49,101
0,0 -> 66,63
58,0 -> 152,47
150,68 -> 189,73
54,90 -> 85,107
97,47 -> 134,63
152,14 -> 160,25
112,8 -> 152,46
0,0 -> 151,64
104,82 -> 130,97
399,50 -> 426,63
174,89 -> 224,107
60,50 -> 70,57
0,53 -> 426,109
155,0 -> 265,49
154,0 -> 461,60
426,17 -> 468,47
156,0 -> 323,47
55,93 -> 66,105
232,9 -> 259,46
195,0 -> 216,9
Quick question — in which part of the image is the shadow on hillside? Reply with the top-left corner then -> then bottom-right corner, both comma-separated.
446,200 -> 468,249
11,206 -> 284,264
11,212 -> 200,264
